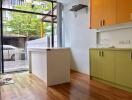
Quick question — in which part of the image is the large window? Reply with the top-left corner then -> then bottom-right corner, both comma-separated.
1,0 -> 57,73
0,0 -> 3,74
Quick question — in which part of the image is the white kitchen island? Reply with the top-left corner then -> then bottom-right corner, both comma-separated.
28,48 -> 71,86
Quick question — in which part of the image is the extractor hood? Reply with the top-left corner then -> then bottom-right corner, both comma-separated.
70,4 -> 88,11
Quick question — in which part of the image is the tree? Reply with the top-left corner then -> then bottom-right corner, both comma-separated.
5,1 -> 52,39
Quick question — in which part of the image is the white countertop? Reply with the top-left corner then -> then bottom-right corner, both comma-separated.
28,47 -> 70,52
90,48 -> 132,51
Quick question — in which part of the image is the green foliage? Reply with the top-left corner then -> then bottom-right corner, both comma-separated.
5,2 -> 52,38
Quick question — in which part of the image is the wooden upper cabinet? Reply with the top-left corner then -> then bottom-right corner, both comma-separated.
90,0 -> 104,28
103,0 -> 116,26
117,0 -> 132,24
90,0 -> 116,29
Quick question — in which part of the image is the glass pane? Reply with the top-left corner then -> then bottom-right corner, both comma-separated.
53,3 -> 57,16
0,2 -> 2,73
2,0 -> 56,15
54,23 -> 57,47
2,10 -> 52,72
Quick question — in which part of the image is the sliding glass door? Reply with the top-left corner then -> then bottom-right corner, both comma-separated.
0,0 -> 3,74
1,0 -> 57,73
2,10 -> 28,72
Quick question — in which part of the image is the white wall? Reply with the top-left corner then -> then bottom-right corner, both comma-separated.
63,0 -> 96,75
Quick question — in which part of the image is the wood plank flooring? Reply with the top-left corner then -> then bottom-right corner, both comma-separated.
0,71 -> 132,100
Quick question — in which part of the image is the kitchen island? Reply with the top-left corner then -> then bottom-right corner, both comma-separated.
28,48 -> 71,86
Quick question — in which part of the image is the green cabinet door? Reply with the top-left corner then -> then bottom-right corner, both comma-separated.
90,50 -> 115,82
101,50 -> 115,82
115,51 -> 132,88
90,50 -> 103,79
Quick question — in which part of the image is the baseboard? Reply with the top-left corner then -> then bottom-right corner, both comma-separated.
70,69 -> 90,76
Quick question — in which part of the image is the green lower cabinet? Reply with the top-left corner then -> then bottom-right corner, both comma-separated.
90,50 -> 103,79
115,51 -> 132,88
101,51 -> 115,82
90,49 -> 132,92
90,50 -> 115,82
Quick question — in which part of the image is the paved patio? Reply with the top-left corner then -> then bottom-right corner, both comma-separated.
4,60 -> 28,72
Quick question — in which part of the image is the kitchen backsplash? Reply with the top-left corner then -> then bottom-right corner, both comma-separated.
97,27 -> 132,48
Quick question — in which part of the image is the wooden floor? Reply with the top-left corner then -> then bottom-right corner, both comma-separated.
1,71 -> 132,100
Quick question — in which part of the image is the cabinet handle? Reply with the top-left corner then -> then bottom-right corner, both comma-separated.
102,19 -> 105,26
130,52 -> 132,60
99,51 -> 104,57
102,51 -> 104,57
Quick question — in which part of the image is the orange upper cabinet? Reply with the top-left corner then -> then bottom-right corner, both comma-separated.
90,0 -> 104,28
103,0 -> 116,26
117,0 -> 132,24
90,0 -> 116,29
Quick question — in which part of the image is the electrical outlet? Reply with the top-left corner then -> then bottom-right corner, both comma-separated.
119,40 -> 131,45
119,41 -> 124,44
